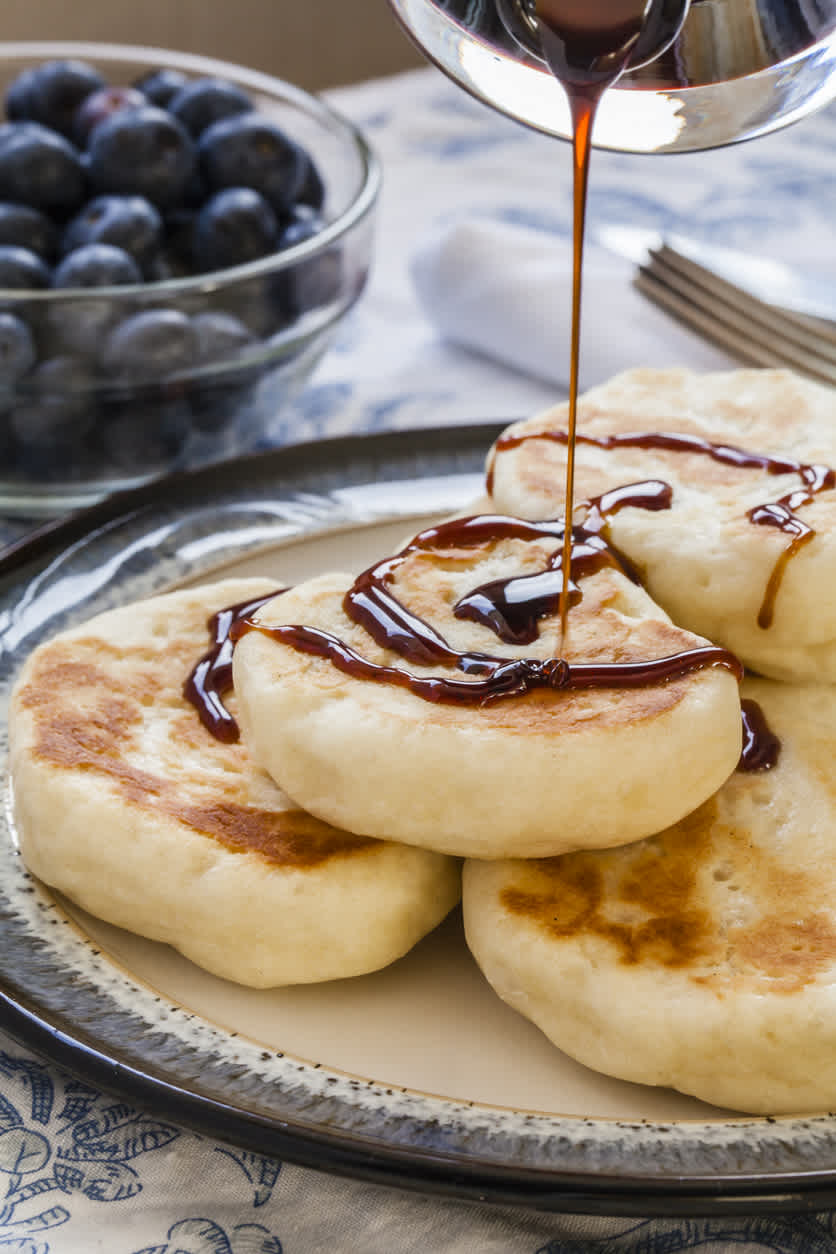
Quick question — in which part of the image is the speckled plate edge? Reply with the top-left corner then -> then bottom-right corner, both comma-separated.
2,424 -> 836,1218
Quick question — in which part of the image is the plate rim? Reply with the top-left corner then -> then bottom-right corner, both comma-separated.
4,423 -> 836,1218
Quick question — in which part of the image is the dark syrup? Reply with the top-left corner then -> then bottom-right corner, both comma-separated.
188,569 -> 780,771
533,0 -> 680,640
490,427 -> 835,627
739,697 -> 781,772
536,0 -> 647,88
183,590 -> 282,741
228,510 -> 742,710
187,513 -> 776,762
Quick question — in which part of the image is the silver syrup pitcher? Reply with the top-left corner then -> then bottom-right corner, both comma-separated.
388,0 -> 836,151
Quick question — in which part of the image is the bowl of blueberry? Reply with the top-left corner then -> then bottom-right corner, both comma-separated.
0,41 -> 380,513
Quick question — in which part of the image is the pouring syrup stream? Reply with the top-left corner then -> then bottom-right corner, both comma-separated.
534,0 -> 682,641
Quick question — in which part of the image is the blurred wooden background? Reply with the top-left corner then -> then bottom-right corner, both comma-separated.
0,0 -> 425,89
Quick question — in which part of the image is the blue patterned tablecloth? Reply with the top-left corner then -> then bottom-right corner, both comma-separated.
2,62 -> 836,1254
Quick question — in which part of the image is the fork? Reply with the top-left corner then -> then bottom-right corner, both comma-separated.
633,243 -> 836,387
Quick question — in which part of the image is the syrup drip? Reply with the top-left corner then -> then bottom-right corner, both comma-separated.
490,427 -> 835,628
450,483 -> 670,643
535,0 -> 651,641
738,698 -> 781,772
232,619 -> 739,707
187,570 -> 773,767
183,589 -> 283,742
184,577 -> 780,774
748,503 -> 816,629
228,508 -> 741,711
348,493 -> 672,654
452,533 -> 610,645
349,513 -> 593,656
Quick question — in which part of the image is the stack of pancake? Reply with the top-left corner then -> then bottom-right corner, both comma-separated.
8,578 -> 461,988
10,366 -> 836,1115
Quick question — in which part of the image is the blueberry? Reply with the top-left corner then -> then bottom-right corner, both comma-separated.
169,77 -> 252,137
87,105 -> 197,211
193,186 -> 278,271
199,114 -> 307,215
182,166 -> 210,209
285,251 -> 343,314
298,155 -> 326,211
0,122 -> 87,215
0,311 -> 36,382
220,275 -> 284,337
277,203 -> 324,248
32,352 -> 92,392
192,310 -> 255,363
161,209 -> 197,274
134,67 -> 189,109
276,207 -> 341,315
11,354 -> 96,452
143,254 -> 175,282
0,202 -> 57,260
4,68 -> 40,125
5,59 -> 105,137
188,372 -> 257,433
99,393 -> 193,472
100,307 -> 198,382
52,242 -> 142,288
188,311 -> 259,431
0,245 -> 50,288
49,245 -> 141,359
61,195 -> 162,273
74,85 -> 146,145
46,243 -> 142,360
46,294 -> 124,360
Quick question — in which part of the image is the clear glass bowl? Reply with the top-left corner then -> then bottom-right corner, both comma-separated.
0,42 -> 380,515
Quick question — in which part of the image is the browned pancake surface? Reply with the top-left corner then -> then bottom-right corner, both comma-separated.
500,808 -> 836,995
19,632 -> 377,870
9,579 -> 462,987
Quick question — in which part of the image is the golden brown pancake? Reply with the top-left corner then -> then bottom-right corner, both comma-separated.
8,578 -> 461,987
464,676 -> 836,1114
232,514 -> 742,859
487,367 -> 836,682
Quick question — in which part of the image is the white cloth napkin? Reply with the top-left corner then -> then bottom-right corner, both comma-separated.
411,217 -> 737,392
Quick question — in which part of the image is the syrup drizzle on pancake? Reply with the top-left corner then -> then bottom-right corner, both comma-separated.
232,617 -> 739,707
221,510 -> 741,713
184,589 -> 281,741
186,512 -> 781,765
739,697 -> 781,772
489,427 -> 836,628
355,494 -> 666,649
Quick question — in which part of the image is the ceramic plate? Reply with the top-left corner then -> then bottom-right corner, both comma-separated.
2,425 -> 836,1218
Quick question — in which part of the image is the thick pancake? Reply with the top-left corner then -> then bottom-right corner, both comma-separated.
8,578 -> 461,988
487,367 -> 836,682
232,518 -> 742,859
463,677 -> 836,1114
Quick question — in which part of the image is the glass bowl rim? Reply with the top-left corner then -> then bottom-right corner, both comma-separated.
0,39 -> 381,301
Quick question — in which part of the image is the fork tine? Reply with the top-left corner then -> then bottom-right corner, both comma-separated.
634,247 -> 836,387
639,246 -> 836,373
633,269 -> 825,377
655,244 -> 836,357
